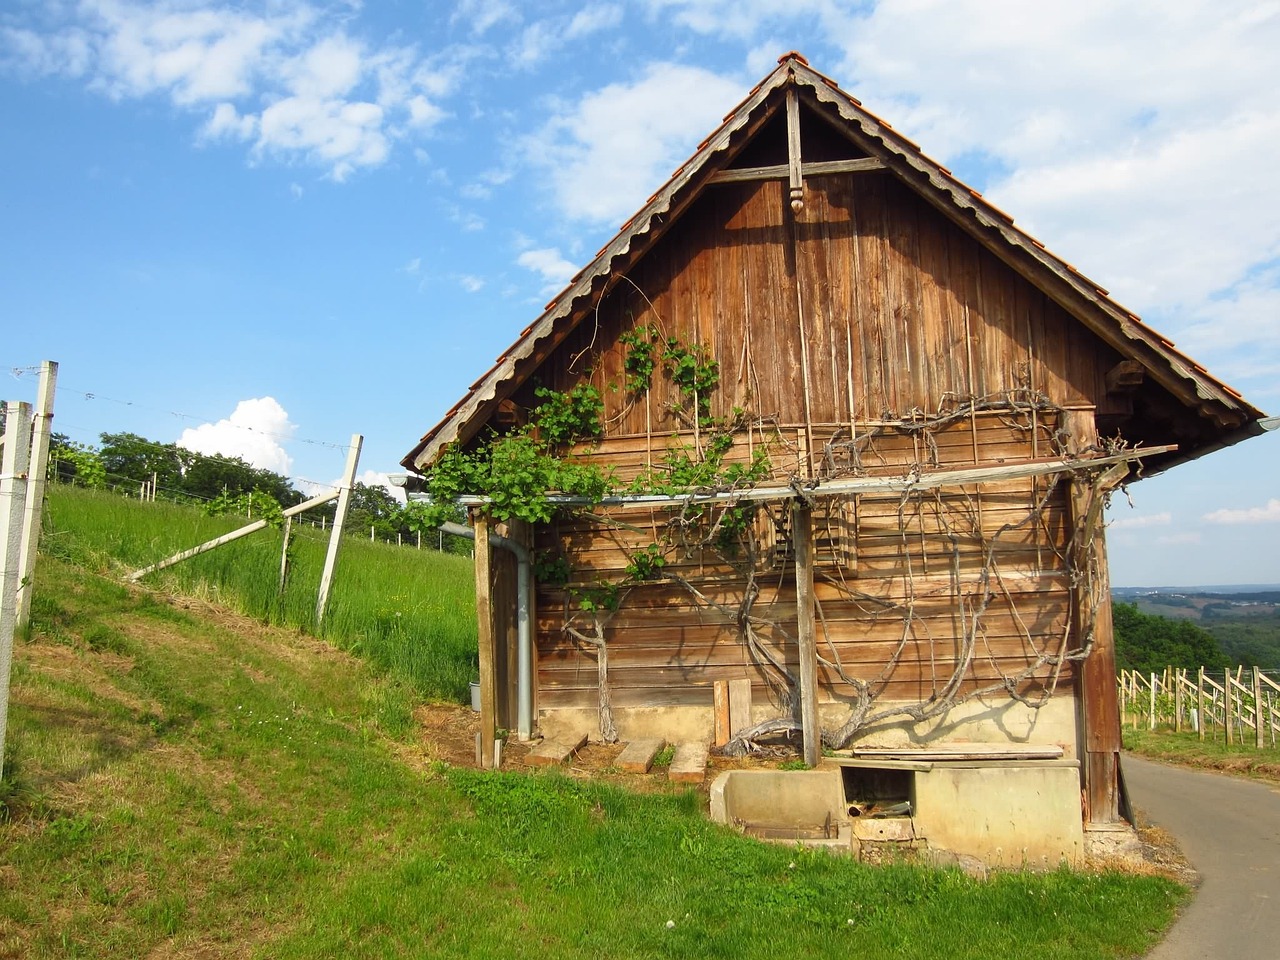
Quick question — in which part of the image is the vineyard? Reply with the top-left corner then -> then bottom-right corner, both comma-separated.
1119,666 -> 1280,748
39,484 -> 479,704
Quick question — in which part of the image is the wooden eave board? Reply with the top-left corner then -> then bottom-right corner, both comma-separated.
401,60 -> 800,471
403,55 -> 1262,474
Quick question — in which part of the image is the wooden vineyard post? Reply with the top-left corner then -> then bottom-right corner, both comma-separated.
1174,670 -> 1183,733
792,501 -> 820,768
315,434 -> 362,627
472,511 -> 497,769
1197,667 -> 1206,741
1224,668 -> 1234,747
0,402 -> 32,781
1255,668 -> 1265,750
1149,672 -> 1157,731
16,360 -> 56,631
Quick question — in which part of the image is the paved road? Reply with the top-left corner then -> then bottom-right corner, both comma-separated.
1122,754 -> 1280,959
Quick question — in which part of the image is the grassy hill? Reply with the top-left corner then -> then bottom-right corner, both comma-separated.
37,485 -> 480,703
0,488 -> 1185,958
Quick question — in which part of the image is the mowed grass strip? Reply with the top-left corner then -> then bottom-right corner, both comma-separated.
39,484 -> 479,703
1123,727 -> 1280,781
0,555 -> 1184,959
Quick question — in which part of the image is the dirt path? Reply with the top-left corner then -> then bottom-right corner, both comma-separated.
1123,754 -> 1280,959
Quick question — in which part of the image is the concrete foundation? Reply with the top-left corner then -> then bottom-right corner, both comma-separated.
536,695 -> 1081,761
710,757 -> 1084,869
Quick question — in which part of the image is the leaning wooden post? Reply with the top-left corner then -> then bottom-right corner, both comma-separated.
315,434 -> 362,628
16,360 -> 57,632
1224,668 -> 1234,747
1254,668 -> 1265,750
1197,667 -> 1206,740
472,510 -> 497,769
1149,672 -> 1157,731
792,501 -> 820,767
1174,669 -> 1183,733
0,402 -> 33,781
278,516 -> 292,594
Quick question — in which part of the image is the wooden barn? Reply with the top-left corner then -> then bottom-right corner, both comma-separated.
403,54 -> 1267,852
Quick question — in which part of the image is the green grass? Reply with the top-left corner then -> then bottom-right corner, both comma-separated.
1123,727 -> 1280,781
0,555 -> 1185,958
2,487 -> 1190,957
39,484 -> 479,703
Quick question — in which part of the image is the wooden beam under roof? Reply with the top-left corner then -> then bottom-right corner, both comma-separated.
706,157 -> 885,185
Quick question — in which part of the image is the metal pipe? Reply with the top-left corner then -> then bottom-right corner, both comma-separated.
439,520 -> 534,741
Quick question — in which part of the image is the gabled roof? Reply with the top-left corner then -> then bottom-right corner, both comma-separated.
404,52 -> 1266,473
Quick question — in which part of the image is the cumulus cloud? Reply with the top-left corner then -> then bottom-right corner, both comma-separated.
1108,512 -> 1172,530
517,247 -> 577,294
3,1 -> 456,180
178,397 -> 296,475
1202,499 -> 1280,525
524,62 -> 745,224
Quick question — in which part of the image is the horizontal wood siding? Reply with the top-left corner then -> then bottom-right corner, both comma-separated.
535,413 -> 1079,713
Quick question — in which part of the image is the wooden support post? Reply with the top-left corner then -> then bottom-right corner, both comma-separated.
1066,407 -> 1123,824
1255,668 -> 1265,750
792,501 -> 820,768
316,434 -> 362,627
0,402 -> 33,781
472,511 -> 497,769
16,360 -> 56,631
786,86 -> 804,211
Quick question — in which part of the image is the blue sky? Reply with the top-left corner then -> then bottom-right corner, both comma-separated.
2,0 -> 1277,587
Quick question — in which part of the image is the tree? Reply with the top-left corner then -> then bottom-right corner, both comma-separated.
1112,602 -> 1230,674
48,439 -> 106,488
98,432 -> 191,494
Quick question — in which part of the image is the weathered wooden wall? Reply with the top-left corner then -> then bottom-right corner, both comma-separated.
512,168 -> 1124,438
533,412 -> 1079,717
508,156 -> 1117,736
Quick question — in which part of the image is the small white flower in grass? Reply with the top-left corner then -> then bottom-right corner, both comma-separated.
788,861 -> 796,869
665,920 -> 675,929
847,919 -> 855,926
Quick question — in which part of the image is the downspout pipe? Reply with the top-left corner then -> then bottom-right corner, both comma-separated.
438,520 -> 534,741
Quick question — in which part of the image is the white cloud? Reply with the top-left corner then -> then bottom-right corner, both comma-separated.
517,247 -> 576,293
178,397 -> 296,475
1202,499 -> 1280,525
525,62 -> 745,224
458,274 -> 485,293
4,1 -> 455,179
1108,512 -> 1172,530
806,0 -> 1280,393
451,0 -> 520,36
566,4 -> 624,39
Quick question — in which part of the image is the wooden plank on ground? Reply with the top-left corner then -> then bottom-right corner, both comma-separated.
525,734 -> 588,767
668,742 -> 710,783
617,738 -> 667,773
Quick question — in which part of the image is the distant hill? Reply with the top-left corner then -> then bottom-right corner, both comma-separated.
1111,587 -> 1280,670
